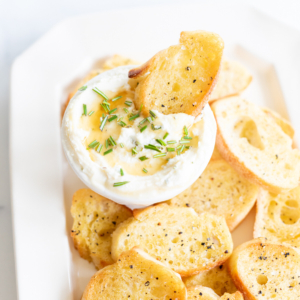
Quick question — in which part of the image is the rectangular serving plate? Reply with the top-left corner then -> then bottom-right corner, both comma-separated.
10,3 -> 300,300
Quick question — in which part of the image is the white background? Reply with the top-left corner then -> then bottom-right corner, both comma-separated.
1,0 -> 300,299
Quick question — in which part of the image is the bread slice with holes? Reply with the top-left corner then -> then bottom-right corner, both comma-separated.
82,247 -> 187,300
168,159 -> 259,231
212,96 -> 300,193
187,286 -> 243,300
184,263 -> 237,296
71,189 -> 133,269
228,238 -> 300,300
209,60 -> 252,102
111,204 -> 233,277
129,30 -> 224,116
254,186 -> 300,248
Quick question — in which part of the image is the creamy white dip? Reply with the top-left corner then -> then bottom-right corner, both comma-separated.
62,65 -> 216,208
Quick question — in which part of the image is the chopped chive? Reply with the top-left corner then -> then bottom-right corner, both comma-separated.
167,140 -> 176,144
102,113 -> 105,118
100,115 -> 108,131
88,140 -> 98,148
140,125 -> 147,133
183,126 -> 188,136
113,181 -> 129,187
109,108 -> 117,114
139,118 -> 147,125
112,96 -> 122,102
118,121 -> 127,127
139,156 -> 149,161
120,143 -> 124,148
185,146 -> 190,149
167,147 -> 175,152
142,168 -> 148,173
153,153 -> 167,158
107,138 -> 112,147
123,108 -> 129,114
156,139 -> 166,146
163,132 -> 169,140
109,136 -> 117,146
144,144 -> 161,152
120,168 -> 124,176
105,139 -> 109,149
83,104 -> 87,116
102,101 -> 110,107
78,85 -> 87,91
179,140 -> 190,144
101,103 -> 109,113
183,136 -> 192,140
147,117 -> 153,123
104,149 -> 113,155
93,87 -> 109,100
149,110 -> 157,118
132,147 -> 138,155
139,104 -> 143,113
151,124 -> 162,130
177,145 -> 185,155
125,101 -> 132,106
88,110 -> 95,116
96,143 -> 103,153
129,114 -> 140,121
108,115 -> 118,122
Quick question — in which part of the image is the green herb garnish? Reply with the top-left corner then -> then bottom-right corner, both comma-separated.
79,85 -> 87,91
109,108 -> 117,114
142,168 -> 148,173
183,136 -> 192,140
93,87 -> 109,100
156,139 -> 166,146
167,140 -> 176,144
96,143 -> 103,153
120,168 -> 124,176
144,144 -> 161,153
139,156 -> 149,161
88,140 -> 98,148
139,118 -> 147,125
129,114 -> 140,121
151,124 -> 162,130
125,101 -> 132,106
179,140 -> 190,144
109,136 -> 117,146
163,132 -> 169,140
113,181 -> 129,187
167,147 -> 175,152
153,153 -> 167,158
123,108 -> 129,114
83,104 -> 87,116
177,145 -> 185,155
104,148 -> 113,155
108,115 -> 118,122
112,96 -> 122,102
118,121 -> 127,127
120,143 -> 124,148
149,110 -> 157,118
139,104 -> 143,113
100,115 -> 108,131
140,125 -> 147,133
101,103 -> 109,113
132,147 -> 138,155
88,110 -> 95,116
183,125 -> 188,136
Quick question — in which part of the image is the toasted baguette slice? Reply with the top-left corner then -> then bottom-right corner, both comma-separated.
187,286 -> 219,300
228,238 -> 300,300
168,159 -> 259,231
184,263 -> 237,296
254,187 -> 300,248
210,146 -> 223,161
212,96 -> 300,193
64,55 -> 138,114
111,204 -> 233,277
82,247 -> 187,300
187,286 -> 243,300
209,60 -> 252,102
129,30 -> 224,116
71,189 -> 132,269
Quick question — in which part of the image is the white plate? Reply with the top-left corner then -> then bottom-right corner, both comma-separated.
10,3 -> 300,300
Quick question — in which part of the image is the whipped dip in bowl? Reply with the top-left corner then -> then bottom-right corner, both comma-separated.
62,65 -> 216,209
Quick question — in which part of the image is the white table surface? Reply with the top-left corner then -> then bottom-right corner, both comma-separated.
1,0 -> 300,299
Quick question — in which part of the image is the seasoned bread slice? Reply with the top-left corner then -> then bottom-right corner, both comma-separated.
71,189 -> 132,269
187,286 -> 243,300
212,96 -> 300,193
210,146 -> 223,161
209,60 -> 252,102
82,247 -> 187,300
111,204 -> 233,277
254,187 -> 300,248
168,159 -> 259,231
184,263 -> 237,296
228,238 -> 300,300
129,30 -> 224,116
187,286 -> 219,300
